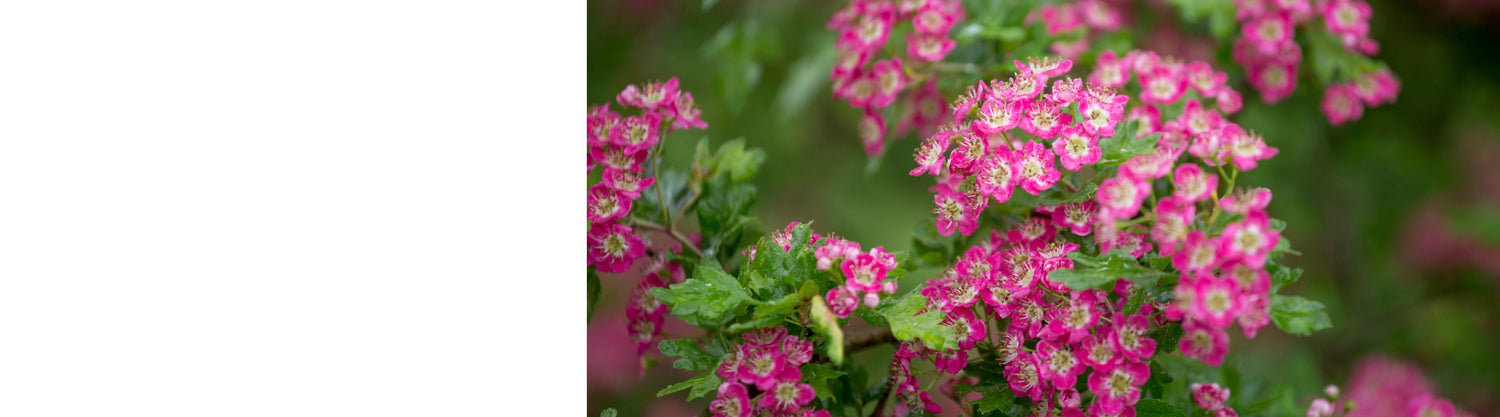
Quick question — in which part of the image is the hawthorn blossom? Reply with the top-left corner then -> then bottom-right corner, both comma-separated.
1088,361 -> 1149,415
1192,383 -> 1232,411
1180,319 -> 1230,366
1016,141 -> 1062,195
588,222 -> 644,273
975,146 -> 1020,203
1172,164 -> 1219,203
710,382 -> 752,417
617,78 -> 680,110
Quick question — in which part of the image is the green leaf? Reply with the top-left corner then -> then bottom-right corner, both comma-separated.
749,222 -> 819,292
1270,295 -> 1333,336
653,261 -> 751,328
1268,263 -> 1303,293
1134,398 -> 1187,417
810,297 -> 846,365
961,384 -> 1015,414
634,169 -> 691,226
802,363 -> 847,402
657,372 -> 722,400
1047,250 -> 1173,291
691,136 -> 714,188
713,138 -> 766,183
725,314 -> 785,333
854,307 -> 888,328
877,291 -> 957,350
587,270 -> 601,323
1097,119 -> 1160,166
600,408 -> 617,417
1149,322 -> 1185,354
658,339 -> 718,372
753,280 -> 821,318
696,176 -> 758,259
1037,181 -> 1100,206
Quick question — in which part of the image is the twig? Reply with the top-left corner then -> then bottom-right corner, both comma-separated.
630,217 -> 704,258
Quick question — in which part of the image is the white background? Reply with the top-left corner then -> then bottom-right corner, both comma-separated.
0,1 -> 581,415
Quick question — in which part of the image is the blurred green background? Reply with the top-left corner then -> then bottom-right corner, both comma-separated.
588,0 -> 1500,415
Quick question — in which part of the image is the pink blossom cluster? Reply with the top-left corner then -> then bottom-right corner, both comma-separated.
586,78 -> 708,273
1026,0 -> 1127,59
1227,0 -> 1400,125
626,257 -> 684,362
1191,383 -> 1239,417
1309,355 -> 1479,417
709,326 -> 831,417
909,57 -> 1133,237
1085,52 -> 1285,365
827,0 -> 965,155
894,221 -> 1166,417
812,231 -> 900,318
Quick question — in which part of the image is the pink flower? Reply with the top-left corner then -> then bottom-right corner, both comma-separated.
1052,201 -> 1099,236
1248,63 -> 1298,104
627,273 -> 668,321
1097,177 -> 1150,220
1140,66 -> 1188,104
1016,141 -> 1062,195
995,74 -> 1047,102
1046,77 -> 1085,104
1044,291 -> 1101,343
826,286 -> 859,318
1090,50 -> 1132,88
1220,259 -> 1271,295
1020,100 -> 1071,139
586,184 -> 632,224
1408,395 -> 1457,417
587,104 -> 621,148
1243,12 -> 1294,55
1079,0 -> 1122,29
1174,231 -> 1222,274
1037,339 -> 1085,390
758,370 -> 815,412
1306,398 -> 1334,417
1186,62 -> 1228,96
859,108 -> 888,156
843,247 -> 897,293
1112,312 -> 1158,360
973,99 -> 1023,136
590,144 -> 647,173
1352,68 -> 1400,106
736,345 -> 789,390
976,147 -> 1020,204
911,129 -> 955,176
1322,83 -> 1365,126
1018,56 -> 1075,78
1322,0 -> 1372,44
1010,294 -> 1049,338
932,183 -> 981,236
815,236 -> 863,271
1217,88 -> 1244,114
1009,216 -> 1058,246
1180,99 -> 1224,137
1180,319 -> 1230,366
1121,151 -> 1174,181
835,71 -> 876,108
1219,210 -> 1280,268
1172,164 -> 1219,203
1105,225 -> 1154,258
912,2 -> 957,34
907,33 -> 957,62
1031,4 -> 1083,35
743,326 -> 788,348
946,129 -> 987,175
1053,124 -> 1102,171
709,382 -> 752,417
669,92 -> 708,130
1006,351 -> 1045,400
869,58 -> 906,108
836,3 -> 895,53
1088,361 -> 1149,415
1192,383 -> 1232,411
1236,292 -> 1271,338
1222,128 -> 1279,171
1127,104 -> 1162,135
1081,332 -> 1121,372
600,169 -> 655,200
588,222 -> 644,273
933,349 -> 969,374
610,113 -> 663,153
617,78 -> 680,110
1078,93 -> 1126,138
1219,187 -> 1272,214
951,82 -> 986,125
1192,277 -> 1243,328
945,308 -> 987,349
627,313 -> 663,355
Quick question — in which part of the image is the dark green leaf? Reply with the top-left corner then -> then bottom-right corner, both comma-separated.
653,261 -> 751,327
1037,182 -> 1099,206
877,290 -> 957,350
749,222 -> 818,292
1134,398 -> 1187,417
963,384 -> 1015,414
657,372 -> 721,400
658,339 -> 718,372
1149,322 -> 1184,354
802,363 -> 847,402
726,314 -> 785,333
1047,250 -> 1173,291
696,176 -> 758,259
1270,295 -> 1332,336
1268,263 -> 1303,293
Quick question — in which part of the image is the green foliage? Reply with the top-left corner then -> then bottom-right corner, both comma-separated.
748,222 -> 821,293
713,138 -> 766,183
809,296 -> 846,365
658,339 -> 718,372
656,371 -> 721,401
802,363 -> 846,402
1165,0 -> 1237,39
877,290 -> 957,350
652,261 -> 751,328
587,270 -> 601,323
600,408 -> 617,417
1267,263 -> 1304,293
1270,295 -> 1333,336
636,168 -> 691,225
958,384 -> 1015,414
1134,398 -> 1187,417
1096,120 -> 1161,166
1047,249 -> 1174,291
1150,322 -> 1186,355
696,175 -> 758,260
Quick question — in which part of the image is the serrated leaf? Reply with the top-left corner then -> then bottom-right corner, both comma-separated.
854,307 -> 888,327
587,270 -> 601,323
1268,263 -> 1303,293
1047,249 -> 1172,291
802,363 -> 846,402
657,372 -> 722,400
713,138 -> 765,182
749,222 -> 818,292
1037,182 -> 1100,206
653,261 -> 751,328
961,384 -> 1015,414
696,176 -> 758,259
1149,322 -> 1184,354
810,297 -> 846,365
876,291 -> 957,350
1134,398 -> 1187,417
1271,295 -> 1332,336
658,339 -> 718,372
